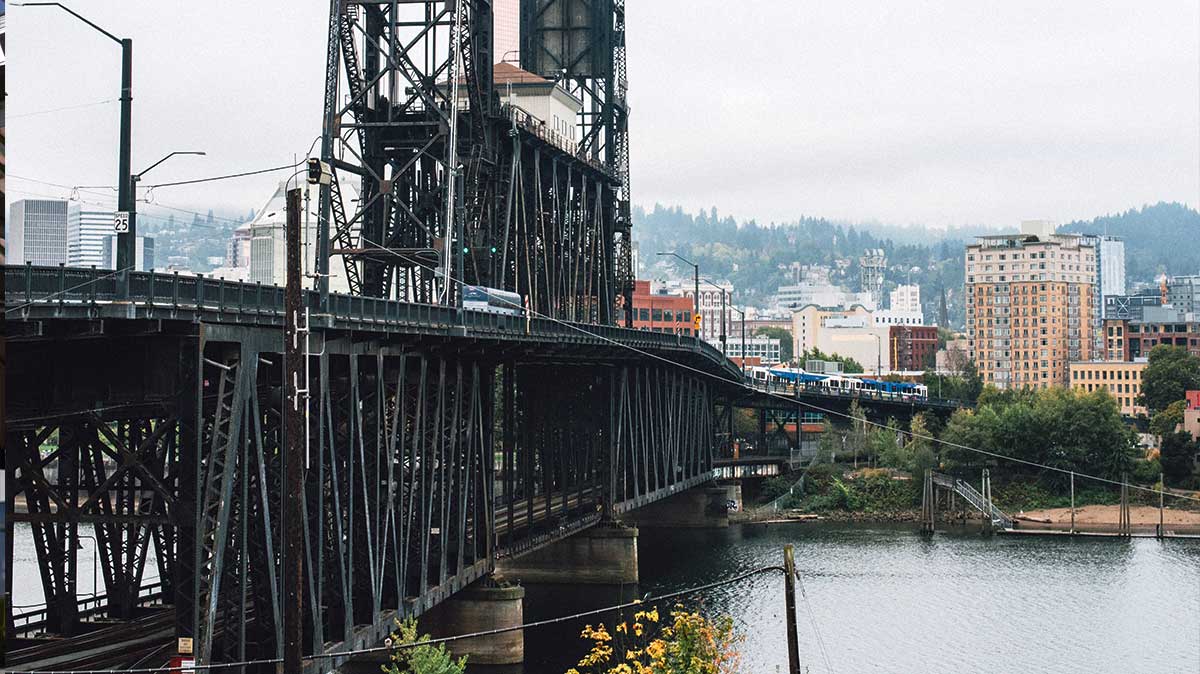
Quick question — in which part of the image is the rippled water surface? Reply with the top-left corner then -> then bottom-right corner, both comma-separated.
526,523 -> 1200,674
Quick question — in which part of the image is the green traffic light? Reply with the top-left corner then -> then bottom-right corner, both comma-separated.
462,246 -> 470,254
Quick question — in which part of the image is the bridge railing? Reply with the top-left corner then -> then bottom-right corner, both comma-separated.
6,264 -> 741,375
11,580 -> 166,633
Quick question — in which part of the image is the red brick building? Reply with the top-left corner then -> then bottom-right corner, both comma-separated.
889,325 -> 938,372
632,280 -> 694,336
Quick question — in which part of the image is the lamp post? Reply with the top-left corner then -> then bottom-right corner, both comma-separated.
74,533 -> 99,600
23,3 -> 133,273
872,333 -> 882,378
657,251 -> 700,332
130,151 -> 206,268
731,305 -> 747,375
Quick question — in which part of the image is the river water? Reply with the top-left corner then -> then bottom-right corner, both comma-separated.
523,522 -> 1200,674
10,522 -> 1199,672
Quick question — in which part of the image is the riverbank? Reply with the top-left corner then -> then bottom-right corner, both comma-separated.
1017,504 -> 1200,526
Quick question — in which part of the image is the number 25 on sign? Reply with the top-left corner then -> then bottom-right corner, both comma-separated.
113,211 -> 130,233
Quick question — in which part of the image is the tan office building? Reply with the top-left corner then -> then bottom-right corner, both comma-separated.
966,221 -> 1096,389
1069,360 -> 1147,416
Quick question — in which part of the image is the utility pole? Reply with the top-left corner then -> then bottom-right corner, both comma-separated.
116,37 -> 133,285
283,188 -> 305,673
22,4 -> 132,288
782,545 -> 801,674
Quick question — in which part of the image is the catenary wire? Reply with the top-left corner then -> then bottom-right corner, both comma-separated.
6,565 -> 787,674
357,237 -> 1200,506
7,98 -> 118,119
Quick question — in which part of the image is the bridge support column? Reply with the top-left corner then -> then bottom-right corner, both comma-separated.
496,525 -> 639,585
625,486 -> 730,529
425,582 -> 526,665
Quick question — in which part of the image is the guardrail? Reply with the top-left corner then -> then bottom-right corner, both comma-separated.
12,580 -> 166,632
5,264 -> 742,379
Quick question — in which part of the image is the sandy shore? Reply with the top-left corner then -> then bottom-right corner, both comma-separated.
1017,504 -> 1200,525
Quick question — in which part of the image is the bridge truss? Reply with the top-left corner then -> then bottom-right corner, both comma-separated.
4,267 -> 729,671
317,0 -> 632,326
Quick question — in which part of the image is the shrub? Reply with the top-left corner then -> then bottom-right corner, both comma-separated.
382,618 -> 467,674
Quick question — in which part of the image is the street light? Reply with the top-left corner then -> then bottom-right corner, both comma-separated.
131,151 -> 206,268
74,533 -> 100,600
700,278 -> 728,357
22,3 -> 134,274
730,305 -> 747,375
872,333 -> 882,378
656,252 -> 700,332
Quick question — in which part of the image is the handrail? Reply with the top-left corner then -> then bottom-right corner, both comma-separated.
12,580 -> 166,630
5,264 -> 741,379
931,472 -> 1013,528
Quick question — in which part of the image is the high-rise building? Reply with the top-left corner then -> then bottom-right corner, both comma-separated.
965,222 -> 1096,389
493,0 -> 520,63
889,284 -> 922,315
1104,288 -> 1161,321
9,199 -> 74,265
102,235 -> 155,272
1166,275 -> 1200,314
1079,234 -> 1125,358
69,208 -> 116,268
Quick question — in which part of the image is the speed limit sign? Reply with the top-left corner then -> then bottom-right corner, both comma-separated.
113,211 -> 130,233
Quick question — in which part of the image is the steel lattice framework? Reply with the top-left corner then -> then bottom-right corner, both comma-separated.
316,0 -> 630,326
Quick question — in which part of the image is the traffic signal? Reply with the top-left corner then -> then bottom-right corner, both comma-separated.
693,314 -> 702,331
306,158 -> 332,185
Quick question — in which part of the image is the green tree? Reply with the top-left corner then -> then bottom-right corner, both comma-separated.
753,326 -> 793,362
1149,400 -> 1186,438
1138,345 -> 1200,415
922,359 -> 983,403
1159,431 -> 1199,487
939,386 -> 1136,481
383,618 -> 467,674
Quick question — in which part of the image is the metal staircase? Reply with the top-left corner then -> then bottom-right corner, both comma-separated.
931,472 -> 1013,528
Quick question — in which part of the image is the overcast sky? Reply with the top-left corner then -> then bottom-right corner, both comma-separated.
8,1 -> 1199,229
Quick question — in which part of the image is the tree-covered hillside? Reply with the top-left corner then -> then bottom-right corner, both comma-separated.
1060,202 -> 1200,281
633,201 -> 1200,327
633,204 -> 967,324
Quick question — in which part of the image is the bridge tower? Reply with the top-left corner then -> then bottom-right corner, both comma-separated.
316,0 -> 627,325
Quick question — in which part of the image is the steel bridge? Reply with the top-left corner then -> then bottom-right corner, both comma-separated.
3,1 -> 965,670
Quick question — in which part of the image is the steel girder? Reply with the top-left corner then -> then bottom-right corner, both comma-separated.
318,0 -> 497,302
496,139 -> 614,324
520,0 -> 632,323
8,329 -> 720,672
317,1 -> 625,325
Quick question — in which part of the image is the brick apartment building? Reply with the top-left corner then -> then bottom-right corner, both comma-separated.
889,325 -> 938,371
631,280 -> 694,336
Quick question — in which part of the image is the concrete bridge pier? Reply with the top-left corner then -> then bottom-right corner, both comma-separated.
425,582 -> 526,666
496,524 -> 639,585
624,486 -> 730,529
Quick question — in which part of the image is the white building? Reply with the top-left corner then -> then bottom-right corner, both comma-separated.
725,336 -> 782,364
889,284 -> 921,315
776,282 -> 875,311
493,62 -> 581,152
872,309 -> 924,327
10,199 -> 74,266
101,235 -> 155,272
242,181 -> 352,293
69,208 -> 116,268
684,281 -> 734,345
